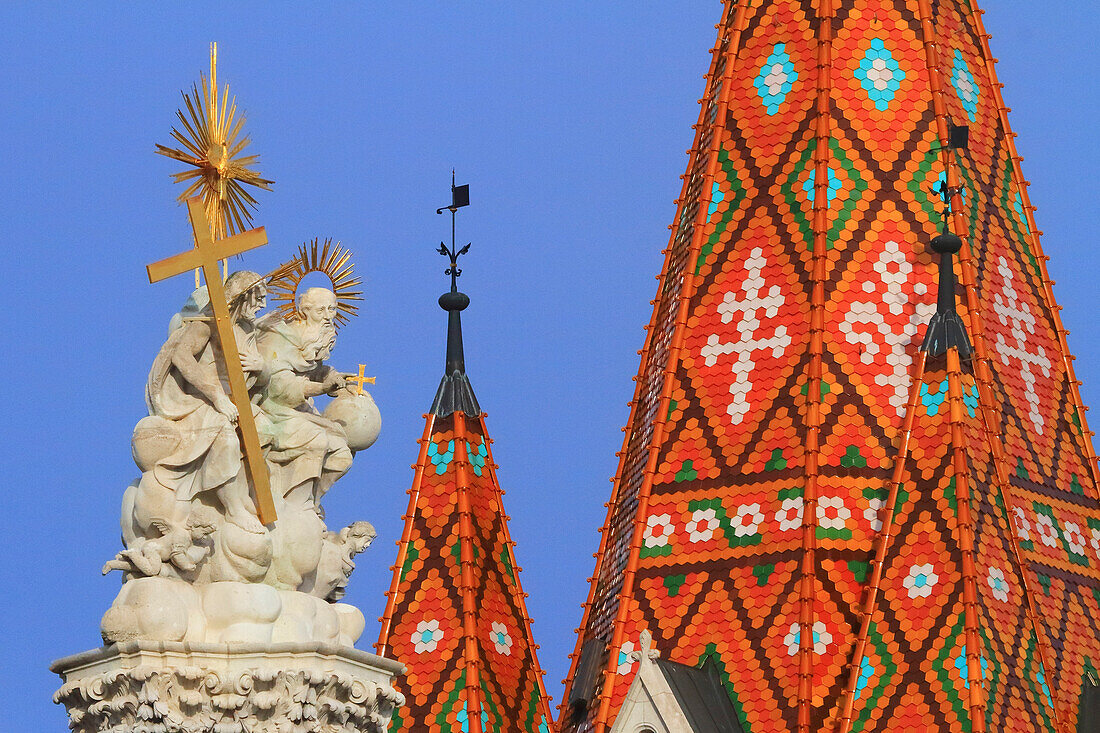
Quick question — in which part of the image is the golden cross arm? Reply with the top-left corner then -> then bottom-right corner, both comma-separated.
146,226 -> 267,282
145,197 -> 276,524
347,364 -> 376,396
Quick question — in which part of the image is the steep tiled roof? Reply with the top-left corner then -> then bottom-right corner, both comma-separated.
378,286 -> 552,732
560,1 -> 1100,731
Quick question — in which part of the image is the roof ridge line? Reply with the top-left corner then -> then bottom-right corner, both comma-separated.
943,347 -> 989,731
834,351 -> 929,732
795,0 -> 836,728
375,414 -> 436,657
453,411 -> 486,733
477,416 -> 557,726
591,4 -> 745,730
555,1 -> 743,717
915,4 -> 991,728
918,2 -> 1065,729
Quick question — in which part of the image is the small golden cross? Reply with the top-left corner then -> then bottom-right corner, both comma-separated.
145,197 -> 277,524
347,364 -> 376,396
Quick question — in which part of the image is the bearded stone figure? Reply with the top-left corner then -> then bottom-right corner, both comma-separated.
257,286 -> 356,591
101,274 -> 379,648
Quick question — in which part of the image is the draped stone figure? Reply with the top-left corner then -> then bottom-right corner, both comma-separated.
125,271 -> 273,581
101,275 -> 381,647
258,286 -> 354,507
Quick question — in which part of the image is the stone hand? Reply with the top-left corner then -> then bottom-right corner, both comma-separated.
214,395 -> 239,423
321,370 -> 346,395
239,349 -> 264,373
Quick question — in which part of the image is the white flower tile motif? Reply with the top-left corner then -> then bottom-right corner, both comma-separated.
1035,513 -> 1060,548
753,44 -> 798,115
1063,521 -> 1087,555
700,247 -> 791,425
987,567 -> 1010,602
686,507 -> 720,543
413,619 -> 444,654
903,563 -> 938,599
776,496 -> 804,532
1012,506 -> 1032,542
490,621 -> 513,655
854,39 -> 906,111
817,496 -> 851,531
864,495 -> 885,532
643,513 -> 675,548
839,240 -> 935,417
950,48 -> 980,120
731,503 -> 765,538
1091,527 -> 1100,561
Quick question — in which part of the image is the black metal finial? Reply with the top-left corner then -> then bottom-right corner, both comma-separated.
430,172 -> 481,418
920,180 -> 973,358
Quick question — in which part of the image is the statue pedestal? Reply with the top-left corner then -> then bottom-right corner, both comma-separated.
52,640 -> 405,733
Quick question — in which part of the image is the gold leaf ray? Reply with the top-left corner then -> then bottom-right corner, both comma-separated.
267,238 -> 363,328
155,43 -> 272,243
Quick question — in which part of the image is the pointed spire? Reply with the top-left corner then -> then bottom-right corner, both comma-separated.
430,174 -> 480,418
562,3 -> 1098,732
377,177 -> 553,732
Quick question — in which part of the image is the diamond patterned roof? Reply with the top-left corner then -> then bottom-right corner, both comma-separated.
377,305 -> 553,732
560,1 -> 1100,732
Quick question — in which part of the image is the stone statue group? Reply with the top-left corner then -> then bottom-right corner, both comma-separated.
101,271 -> 382,648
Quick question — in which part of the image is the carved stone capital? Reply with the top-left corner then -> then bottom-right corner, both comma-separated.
52,641 -> 405,733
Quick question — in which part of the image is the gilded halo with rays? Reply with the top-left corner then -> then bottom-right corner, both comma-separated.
268,239 -> 363,329
155,43 -> 273,243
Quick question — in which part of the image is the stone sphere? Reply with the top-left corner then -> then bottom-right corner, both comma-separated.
323,390 -> 382,452
132,416 -> 181,472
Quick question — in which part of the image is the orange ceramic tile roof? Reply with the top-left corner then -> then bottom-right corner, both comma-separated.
378,279 -> 553,732
560,1 -> 1100,732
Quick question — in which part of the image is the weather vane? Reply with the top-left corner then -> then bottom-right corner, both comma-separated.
436,171 -> 470,292
155,42 -> 273,283
930,121 -> 968,223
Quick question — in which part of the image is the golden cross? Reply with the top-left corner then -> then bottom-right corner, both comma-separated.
146,197 -> 277,524
347,364 -> 376,396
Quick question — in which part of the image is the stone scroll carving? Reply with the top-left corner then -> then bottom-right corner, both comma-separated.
101,275 -> 382,647
52,643 -> 405,733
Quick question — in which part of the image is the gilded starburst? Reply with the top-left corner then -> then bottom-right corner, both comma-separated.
155,43 -> 273,243
268,238 -> 363,329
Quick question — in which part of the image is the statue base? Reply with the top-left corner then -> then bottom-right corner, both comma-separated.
52,640 -> 405,733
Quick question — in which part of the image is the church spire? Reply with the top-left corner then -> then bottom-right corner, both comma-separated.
376,180 -> 553,733
561,2 -> 1100,731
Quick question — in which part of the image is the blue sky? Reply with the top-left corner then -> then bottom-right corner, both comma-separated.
1,3 -> 1097,729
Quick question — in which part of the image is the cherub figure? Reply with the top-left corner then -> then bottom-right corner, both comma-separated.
103,505 -> 219,578
303,521 -> 377,601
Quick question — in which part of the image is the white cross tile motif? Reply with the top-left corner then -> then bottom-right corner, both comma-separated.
839,240 -> 934,416
701,247 -> 791,424
992,256 -> 1051,435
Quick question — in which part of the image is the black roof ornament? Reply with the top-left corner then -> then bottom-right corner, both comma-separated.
430,172 -> 481,418
920,179 -> 973,359
931,121 -> 969,153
